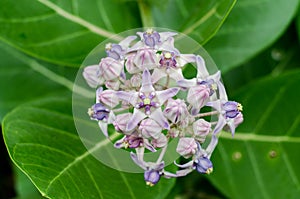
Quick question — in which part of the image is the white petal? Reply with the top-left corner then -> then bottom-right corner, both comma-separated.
217,81 -> 228,101
159,32 -> 177,42
159,37 -> 180,54
206,135 -> 218,158
156,87 -> 180,104
169,68 -> 184,82
177,54 -> 196,66
126,109 -> 146,131
83,65 -> 101,88
177,79 -> 197,88
149,109 -> 170,129
130,152 -> 147,169
212,115 -> 227,135
116,91 -> 138,106
119,35 -> 137,48
174,160 -> 194,168
140,69 -> 155,93
98,121 -> 108,138
151,68 -> 166,83
196,55 -> 209,79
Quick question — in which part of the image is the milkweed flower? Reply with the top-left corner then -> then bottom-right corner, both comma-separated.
82,29 -> 243,186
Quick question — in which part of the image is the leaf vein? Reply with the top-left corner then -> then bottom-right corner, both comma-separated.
83,162 -> 104,199
245,142 -> 270,199
279,144 -> 300,189
0,13 -> 55,23
26,30 -> 90,47
220,131 -> 300,143
254,85 -> 287,133
37,0 -> 122,41
45,134 -> 117,193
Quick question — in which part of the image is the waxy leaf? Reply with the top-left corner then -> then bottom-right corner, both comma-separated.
152,0 -> 236,44
205,0 -> 299,72
0,41 -> 70,121
3,97 -> 175,199
0,0 -> 141,67
209,70 -> 300,198
0,0 -> 235,67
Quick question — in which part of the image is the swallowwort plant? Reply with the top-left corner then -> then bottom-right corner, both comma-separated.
82,29 -> 243,186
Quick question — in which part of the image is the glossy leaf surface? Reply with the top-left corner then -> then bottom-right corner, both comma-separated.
3,98 -> 175,199
205,0 -> 299,72
209,70 -> 300,199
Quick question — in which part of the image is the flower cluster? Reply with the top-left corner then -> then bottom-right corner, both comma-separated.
83,29 -> 243,186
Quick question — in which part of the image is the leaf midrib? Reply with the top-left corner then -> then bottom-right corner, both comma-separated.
37,0 -> 122,41
220,131 -> 300,143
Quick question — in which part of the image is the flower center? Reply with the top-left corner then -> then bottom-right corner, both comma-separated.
237,103 -> 243,111
105,43 -> 112,50
136,92 -> 159,115
146,28 -> 154,34
143,98 -> 151,105
164,52 -> 172,59
159,52 -> 177,69
206,167 -> 213,174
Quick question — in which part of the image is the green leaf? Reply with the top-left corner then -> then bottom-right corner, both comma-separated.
0,0 -> 141,67
205,0 -> 299,72
0,41 -> 70,121
151,0 -> 236,44
3,97 -> 175,199
209,70 -> 300,199
0,0 -> 235,67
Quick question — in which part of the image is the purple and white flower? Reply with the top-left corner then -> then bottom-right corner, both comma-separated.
116,69 -> 179,131
83,29 -> 244,186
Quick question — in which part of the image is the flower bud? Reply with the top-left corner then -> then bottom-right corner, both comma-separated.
88,103 -> 110,121
223,101 -> 242,118
114,133 -> 143,149
187,85 -> 210,110
98,90 -> 119,108
126,134 -> 143,148
193,119 -> 211,137
164,99 -> 189,124
106,43 -> 123,60
105,80 -> 120,90
139,119 -> 162,139
134,48 -> 157,70
234,112 -> 244,127
113,113 -> 132,132
151,133 -> 168,148
144,170 -> 160,186
99,57 -> 123,80
83,65 -> 102,88
176,138 -> 197,158
194,157 -> 213,174
143,29 -> 160,47
130,73 -> 142,88
125,53 -> 141,74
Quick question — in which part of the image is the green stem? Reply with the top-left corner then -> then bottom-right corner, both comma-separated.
138,0 -> 154,28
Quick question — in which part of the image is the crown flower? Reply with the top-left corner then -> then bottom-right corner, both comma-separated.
83,29 -> 244,186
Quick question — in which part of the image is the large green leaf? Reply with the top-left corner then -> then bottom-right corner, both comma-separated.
3,97 -> 175,199
0,0 -> 235,67
0,41 -> 70,121
151,0 -> 236,44
209,70 -> 300,198
0,0 -> 141,67
205,0 -> 299,72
